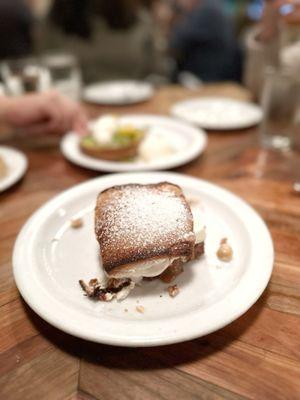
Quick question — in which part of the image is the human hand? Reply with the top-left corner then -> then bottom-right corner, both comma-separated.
259,0 -> 300,43
275,0 -> 300,25
1,91 -> 88,136
259,0 -> 280,43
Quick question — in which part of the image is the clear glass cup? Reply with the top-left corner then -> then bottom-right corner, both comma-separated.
259,67 -> 300,151
0,58 -> 51,96
41,53 -> 82,100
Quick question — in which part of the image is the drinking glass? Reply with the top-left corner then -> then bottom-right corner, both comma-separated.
259,67 -> 300,151
41,53 -> 82,100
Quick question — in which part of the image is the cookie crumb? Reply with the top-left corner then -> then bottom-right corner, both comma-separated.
136,305 -> 145,313
70,218 -> 83,229
217,238 -> 233,262
124,308 -> 128,312
168,284 -> 179,298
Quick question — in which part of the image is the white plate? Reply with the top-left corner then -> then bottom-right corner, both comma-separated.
0,146 -> 28,192
83,80 -> 154,105
171,97 -> 263,130
13,172 -> 274,347
61,115 -> 207,172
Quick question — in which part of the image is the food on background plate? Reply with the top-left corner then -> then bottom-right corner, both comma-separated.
139,129 -> 175,162
0,156 -> 7,179
80,114 -> 177,163
80,115 -> 144,161
79,182 -> 206,301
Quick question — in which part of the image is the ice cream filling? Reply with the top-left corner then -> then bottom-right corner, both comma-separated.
110,220 -> 205,280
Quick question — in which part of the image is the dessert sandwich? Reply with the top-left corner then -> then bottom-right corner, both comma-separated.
80,182 -> 205,301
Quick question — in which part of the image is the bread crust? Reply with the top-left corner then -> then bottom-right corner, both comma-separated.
80,140 -> 140,161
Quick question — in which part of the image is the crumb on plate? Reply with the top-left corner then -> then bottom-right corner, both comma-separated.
216,238 -> 233,262
168,284 -> 180,298
70,218 -> 83,229
136,305 -> 145,313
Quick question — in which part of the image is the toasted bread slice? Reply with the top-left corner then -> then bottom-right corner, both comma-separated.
95,182 -> 196,276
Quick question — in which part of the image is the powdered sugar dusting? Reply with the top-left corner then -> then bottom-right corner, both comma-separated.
96,183 -> 194,268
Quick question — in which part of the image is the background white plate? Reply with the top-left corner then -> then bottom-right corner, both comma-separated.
13,172 -> 274,347
61,115 -> 207,172
171,97 -> 263,130
83,80 -> 154,105
0,146 -> 28,192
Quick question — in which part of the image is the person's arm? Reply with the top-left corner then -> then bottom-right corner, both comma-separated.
0,91 -> 87,135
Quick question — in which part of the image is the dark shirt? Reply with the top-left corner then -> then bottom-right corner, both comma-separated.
0,0 -> 33,59
170,0 -> 242,82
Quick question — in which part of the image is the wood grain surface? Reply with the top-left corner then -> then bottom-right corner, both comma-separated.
0,83 -> 299,400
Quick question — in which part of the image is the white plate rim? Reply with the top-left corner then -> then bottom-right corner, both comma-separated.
171,97 -> 263,130
0,145 -> 28,192
83,80 -> 154,105
13,172 -> 274,347
60,114 -> 207,172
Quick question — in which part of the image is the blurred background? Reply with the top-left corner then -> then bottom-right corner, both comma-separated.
0,0 -> 299,100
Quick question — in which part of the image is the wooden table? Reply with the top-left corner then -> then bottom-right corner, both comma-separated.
0,84 -> 299,400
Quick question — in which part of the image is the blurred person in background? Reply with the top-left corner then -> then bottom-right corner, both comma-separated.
0,0 -> 33,59
244,0 -> 300,99
0,91 -> 87,136
35,0 -> 157,83
154,0 -> 242,83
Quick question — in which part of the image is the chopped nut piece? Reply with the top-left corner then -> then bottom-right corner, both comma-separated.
70,218 -> 83,229
168,284 -> 180,297
217,238 -> 233,262
136,305 -> 145,313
